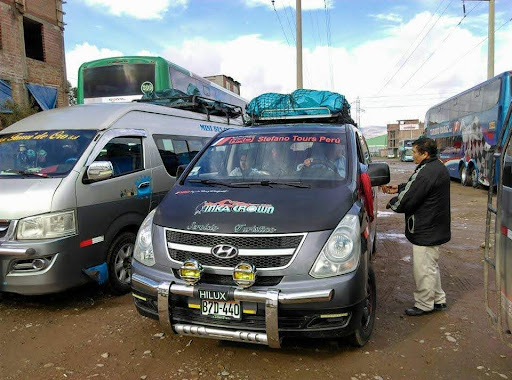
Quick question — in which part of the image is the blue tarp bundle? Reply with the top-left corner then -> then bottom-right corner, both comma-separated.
246,89 -> 353,124
26,83 -> 57,111
0,79 -> 13,113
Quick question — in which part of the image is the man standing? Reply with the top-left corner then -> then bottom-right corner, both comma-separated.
382,137 -> 450,316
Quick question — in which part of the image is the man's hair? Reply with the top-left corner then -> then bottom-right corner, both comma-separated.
413,137 -> 438,157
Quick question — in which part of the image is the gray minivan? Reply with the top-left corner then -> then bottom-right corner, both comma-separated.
131,91 -> 390,347
0,101 -> 242,295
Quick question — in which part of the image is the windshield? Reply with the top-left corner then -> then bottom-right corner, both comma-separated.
0,130 -> 97,177
83,64 -> 155,98
185,132 -> 349,187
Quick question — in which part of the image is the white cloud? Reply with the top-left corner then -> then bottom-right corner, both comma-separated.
66,12 -> 511,127
81,0 -> 187,20
244,0 -> 333,11
370,13 -> 403,23
66,42 -> 123,85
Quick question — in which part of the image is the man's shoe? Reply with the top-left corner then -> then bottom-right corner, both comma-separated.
405,306 -> 433,316
434,303 -> 447,311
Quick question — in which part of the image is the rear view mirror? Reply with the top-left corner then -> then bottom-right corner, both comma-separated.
86,161 -> 114,182
176,164 -> 188,180
367,162 -> 390,186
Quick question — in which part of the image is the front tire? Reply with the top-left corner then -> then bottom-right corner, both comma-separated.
107,231 -> 136,295
348,265 -> 376,347
460,166 -> 470,186
469,166 -> 479,188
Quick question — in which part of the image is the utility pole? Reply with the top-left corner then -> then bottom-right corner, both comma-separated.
296,0 -> 303,89
487,0 -> 494,78
463,0 -> 494,78
355,97 -> 365,129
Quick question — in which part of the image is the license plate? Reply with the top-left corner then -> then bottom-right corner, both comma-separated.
201,300 -> 241,320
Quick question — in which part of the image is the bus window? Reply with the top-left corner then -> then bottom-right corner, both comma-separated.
449,99 -> 459,121
470,88 -> 483,114
83,64 -> 155,98
169,67 -> 194,94
482,79 -> 501,111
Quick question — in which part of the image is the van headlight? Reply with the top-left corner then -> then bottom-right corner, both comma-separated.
310,214 -> 361,278
133,209 -> 156,266
17,210 -> 77,240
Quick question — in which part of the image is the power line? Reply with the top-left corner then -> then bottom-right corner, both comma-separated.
417,14 -> 512,90
324,0 -> 334,89
271,0 -> 291,46
377,0 -> 454,94
400,2 -> 481,89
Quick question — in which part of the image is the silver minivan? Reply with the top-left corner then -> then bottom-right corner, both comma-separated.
0,101 -> 242,295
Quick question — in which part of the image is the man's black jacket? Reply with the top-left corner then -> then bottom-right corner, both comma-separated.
389,157 -> 451,246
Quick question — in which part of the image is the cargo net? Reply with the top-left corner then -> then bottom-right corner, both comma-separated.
245,89 -> 355,126
137,88 -> 242,118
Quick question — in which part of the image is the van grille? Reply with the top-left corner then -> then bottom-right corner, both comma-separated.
165,229 -> 305,270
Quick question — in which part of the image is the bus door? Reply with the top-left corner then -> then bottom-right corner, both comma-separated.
484,101 -> 512,348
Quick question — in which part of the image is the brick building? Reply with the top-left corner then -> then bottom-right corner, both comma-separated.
386,119 -> 425,158
0,0 -> 66,115
204,74 -> 241,95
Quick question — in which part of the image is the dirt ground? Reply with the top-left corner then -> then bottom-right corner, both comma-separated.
1,158 -> 511,380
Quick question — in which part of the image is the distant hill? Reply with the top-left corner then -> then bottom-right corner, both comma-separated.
359,125 -> 386,138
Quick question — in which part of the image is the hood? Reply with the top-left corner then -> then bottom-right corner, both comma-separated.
154,184 -> 355,234
0,178 -> 63,219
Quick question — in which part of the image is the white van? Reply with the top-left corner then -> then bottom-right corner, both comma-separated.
0,101 -> 243,295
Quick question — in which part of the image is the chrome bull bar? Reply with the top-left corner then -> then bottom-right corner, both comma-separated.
133,274 -> 333,348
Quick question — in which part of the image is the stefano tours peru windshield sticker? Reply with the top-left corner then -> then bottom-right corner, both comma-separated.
194,199 -> 275,215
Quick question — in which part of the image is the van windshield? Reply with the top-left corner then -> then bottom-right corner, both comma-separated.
185,132 -> 349,187
0,130 -> 97,177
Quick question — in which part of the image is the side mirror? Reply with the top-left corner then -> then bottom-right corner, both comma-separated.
176,164 -> 188,180
86,161 -> 114,182
367,162 -> 390,186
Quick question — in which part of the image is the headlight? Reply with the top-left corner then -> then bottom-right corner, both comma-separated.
310,214 -> 361,278
17,210 -> 77,240
133,209 -> 156,266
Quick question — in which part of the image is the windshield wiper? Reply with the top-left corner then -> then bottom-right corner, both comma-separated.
188,179 -> 249,188
3,169 -> 50,178
231,180 -> 310,188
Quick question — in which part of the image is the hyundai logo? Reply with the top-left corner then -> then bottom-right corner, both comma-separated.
211,244 -> 239,259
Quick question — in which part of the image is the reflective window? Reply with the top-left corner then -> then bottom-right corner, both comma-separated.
94,137 -> 143,176
83,64 -> 155,98
153,135 -> 208,176
0,130 -> 96,177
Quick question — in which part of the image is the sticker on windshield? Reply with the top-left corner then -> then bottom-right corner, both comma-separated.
194,199 -> 275,215
212,134 -> 342,146
0,131 -> 81,143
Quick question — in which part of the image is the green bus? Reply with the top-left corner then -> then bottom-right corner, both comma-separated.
76,56 -> 247,109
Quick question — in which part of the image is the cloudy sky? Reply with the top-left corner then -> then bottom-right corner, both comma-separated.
63,0 -> 512,130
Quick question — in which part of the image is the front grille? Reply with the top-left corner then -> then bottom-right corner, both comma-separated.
166,230 -> 303,249
171,269 -> 282,286
166,229 -> 305,270
0,220 -> 10,240
169,249 -> 290,268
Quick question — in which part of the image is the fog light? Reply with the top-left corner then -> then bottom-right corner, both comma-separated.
233,262 -> 256,288
179,259 -> 203,285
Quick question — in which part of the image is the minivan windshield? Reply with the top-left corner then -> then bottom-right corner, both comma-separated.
185,132 -> 349,187
0,130 -> 97,177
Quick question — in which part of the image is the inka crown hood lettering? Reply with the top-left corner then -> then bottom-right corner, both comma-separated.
153,185 -> 355,234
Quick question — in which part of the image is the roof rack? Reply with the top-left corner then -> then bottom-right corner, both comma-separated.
135,93 -> 243,124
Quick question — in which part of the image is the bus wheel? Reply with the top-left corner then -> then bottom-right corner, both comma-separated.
348,265 -> 376,347
470,167 -> 479,188
460,166 -> 470,186
107,231 -> 135,295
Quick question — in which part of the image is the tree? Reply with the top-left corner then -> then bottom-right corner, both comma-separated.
67,80 -> 77,105
0,100 -> 38,130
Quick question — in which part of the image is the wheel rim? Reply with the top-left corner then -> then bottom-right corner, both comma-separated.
471,168 -> 478,185
114,243 -> 133,284
460,167 -> 466,184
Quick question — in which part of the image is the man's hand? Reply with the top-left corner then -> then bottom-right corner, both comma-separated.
380,184 -> 398,194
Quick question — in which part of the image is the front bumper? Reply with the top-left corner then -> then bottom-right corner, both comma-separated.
132,273 -> 344,348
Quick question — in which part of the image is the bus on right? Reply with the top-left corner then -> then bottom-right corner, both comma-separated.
425,71 -> 512,188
